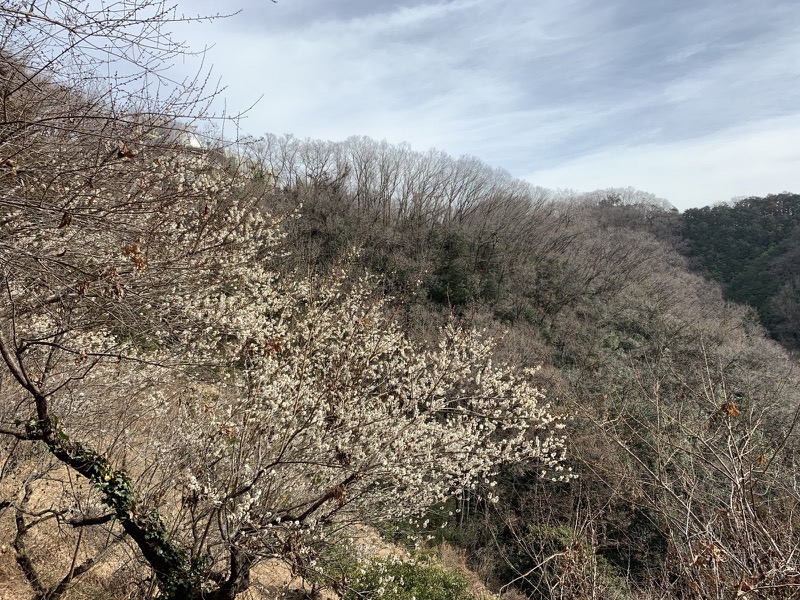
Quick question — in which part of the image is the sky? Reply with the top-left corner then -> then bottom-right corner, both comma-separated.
169,0 -> 800,211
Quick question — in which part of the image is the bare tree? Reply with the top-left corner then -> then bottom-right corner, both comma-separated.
594,342 -> 800,599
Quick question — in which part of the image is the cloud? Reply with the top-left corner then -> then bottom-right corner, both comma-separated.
169,0 -> 800,208
527,114 -> 800,210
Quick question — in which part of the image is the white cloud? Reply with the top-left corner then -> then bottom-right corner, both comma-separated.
336,0 -> 482,34
527,114 -> 800,210
665,43 -> 709,65
168,0 -> 800,209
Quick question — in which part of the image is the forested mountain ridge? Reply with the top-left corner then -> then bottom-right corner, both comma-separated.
261,133 -> 799,354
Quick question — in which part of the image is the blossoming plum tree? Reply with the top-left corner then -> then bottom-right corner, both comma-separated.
0,143 -> 568,596
0,2 -> 568,598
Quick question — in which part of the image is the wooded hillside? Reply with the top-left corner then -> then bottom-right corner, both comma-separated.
683,193 -> 800,350
260,134 -> 800,599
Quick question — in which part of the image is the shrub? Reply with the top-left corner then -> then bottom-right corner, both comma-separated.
345,557 -> 478,600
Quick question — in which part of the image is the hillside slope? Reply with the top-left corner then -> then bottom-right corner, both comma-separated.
261,134 -> 800,599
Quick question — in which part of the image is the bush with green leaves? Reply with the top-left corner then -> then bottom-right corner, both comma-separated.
345,557 -> 478,600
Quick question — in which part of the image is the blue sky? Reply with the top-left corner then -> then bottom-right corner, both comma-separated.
172,0 -> 800,210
